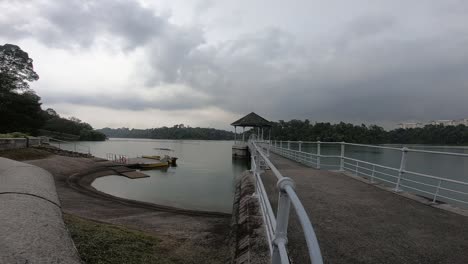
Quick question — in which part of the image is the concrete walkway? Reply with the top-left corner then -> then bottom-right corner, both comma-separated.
261,153 -> 468,264
0,158 -> 81,264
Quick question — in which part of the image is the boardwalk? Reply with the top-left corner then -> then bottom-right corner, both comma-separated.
261,153 -> 468,264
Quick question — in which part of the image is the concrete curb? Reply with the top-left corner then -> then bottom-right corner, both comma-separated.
0,157 -> 82,264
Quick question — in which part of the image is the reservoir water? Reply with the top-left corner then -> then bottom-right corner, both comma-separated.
74,139 -> 248,213
56,139 -> 468,212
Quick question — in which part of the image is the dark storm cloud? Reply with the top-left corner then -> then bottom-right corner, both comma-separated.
43,91 -> 211,111
2,0 -> 468,125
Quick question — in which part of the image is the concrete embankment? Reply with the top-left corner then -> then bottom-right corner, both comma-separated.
0,157 -> 81,264
0,137 -> 47,151
229,171 -> 270,264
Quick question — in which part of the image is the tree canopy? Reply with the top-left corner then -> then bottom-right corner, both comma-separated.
269,119 -> 468,145
0,43 -> 106,141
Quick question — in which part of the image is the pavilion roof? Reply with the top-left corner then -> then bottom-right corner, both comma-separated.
231,112 -> 272,127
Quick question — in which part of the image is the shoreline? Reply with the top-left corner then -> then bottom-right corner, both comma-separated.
68,166 -> 231,217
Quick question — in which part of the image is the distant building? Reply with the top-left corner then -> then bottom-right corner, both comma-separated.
430,120 -> 455,126
398,122 -> 424,129
453,119 -> 468,126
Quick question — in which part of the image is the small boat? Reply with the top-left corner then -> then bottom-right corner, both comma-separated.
152,148 -> 178,166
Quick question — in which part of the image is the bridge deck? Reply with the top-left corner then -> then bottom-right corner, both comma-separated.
262,153 -> 468,264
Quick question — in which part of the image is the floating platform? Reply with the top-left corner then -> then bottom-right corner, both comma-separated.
126,157 -> 170,169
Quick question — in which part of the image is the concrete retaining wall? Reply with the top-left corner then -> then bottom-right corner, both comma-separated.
0,158 -> 81,264
0,137 -> 46,151
229,171 -> 270,264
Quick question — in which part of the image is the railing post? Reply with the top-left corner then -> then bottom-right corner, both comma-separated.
395,147 -> 408,192
371,165 -> 375,183
433,180 -> 442,203
355,161 -> 359,176
340,142 -> 345,171
287,141 -> 290,150
74,143 -> 77,152
272,178 -> 294,264
298,141 -> 302,152
317,141 -> 321,169
250,148 -> 256,173
267,140 -> 271,157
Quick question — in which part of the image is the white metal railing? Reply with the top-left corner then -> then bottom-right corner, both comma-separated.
49,137 -> 91,154
106,153 -> 128,164
249,140 -> 323,264
267,140 -> 468,207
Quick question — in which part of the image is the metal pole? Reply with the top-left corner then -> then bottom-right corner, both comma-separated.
317,141 -> 321,169
355,161 -> 359,176
371,165 -> 375,183
272,178 -> 293,264
340,142 -> 345,171
395,147 -> 408,192
267,141 -> 271,157
433,180 -> 442,203
250,148 -> 256,172
299,141 -> 302,152
287,141 -> 290,150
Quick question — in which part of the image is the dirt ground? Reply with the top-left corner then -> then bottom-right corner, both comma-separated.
25,154 -> 231,263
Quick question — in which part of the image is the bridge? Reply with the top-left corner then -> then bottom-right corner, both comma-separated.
232,113 -> 468,264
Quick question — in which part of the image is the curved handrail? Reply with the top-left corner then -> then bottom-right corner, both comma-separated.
250,141 -> 323,264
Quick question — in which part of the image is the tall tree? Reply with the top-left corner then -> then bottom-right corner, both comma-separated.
0,44 -> 44,134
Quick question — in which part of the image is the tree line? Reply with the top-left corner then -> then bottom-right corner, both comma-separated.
98,125 -> 235,140
270,120 -> 468,145
0,44 -> 106,141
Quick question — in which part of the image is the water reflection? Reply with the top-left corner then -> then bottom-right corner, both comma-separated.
90,139 -> 248,213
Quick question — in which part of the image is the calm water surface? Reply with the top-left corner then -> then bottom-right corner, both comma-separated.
79,139 -> 248,213
57,139 -> 468,211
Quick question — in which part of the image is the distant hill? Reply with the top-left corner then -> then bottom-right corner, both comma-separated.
98,125 -> 235,140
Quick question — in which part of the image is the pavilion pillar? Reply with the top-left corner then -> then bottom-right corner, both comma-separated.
234,126 -> 237,144
242,127 -> 245,142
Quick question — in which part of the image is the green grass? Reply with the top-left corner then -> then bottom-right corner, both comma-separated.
0,132 -> 30,138
64,214 -> 229,264
64,214 -> 172,264
0,148 -> 52,160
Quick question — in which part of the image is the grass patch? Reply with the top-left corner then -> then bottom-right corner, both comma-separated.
64,214 -> 229,264
0,132 -> 30,138
64,214 -> 170,264
0,148 -> 52,160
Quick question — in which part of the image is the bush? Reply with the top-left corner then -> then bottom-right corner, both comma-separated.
79,130 -> 107,141
0,132 -> 30,138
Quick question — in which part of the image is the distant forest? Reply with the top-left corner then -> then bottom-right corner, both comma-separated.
98,125 -> 235,140
270,120 -> 468,145
99,120 -> 468,145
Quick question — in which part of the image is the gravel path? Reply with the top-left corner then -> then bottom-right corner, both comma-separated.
262,153 -> 468,264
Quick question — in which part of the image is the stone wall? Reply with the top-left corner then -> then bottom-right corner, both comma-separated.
229,171 -> 270,264
0,137 -> 46,151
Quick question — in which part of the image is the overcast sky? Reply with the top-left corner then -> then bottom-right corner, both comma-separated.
1,0 -> 467,130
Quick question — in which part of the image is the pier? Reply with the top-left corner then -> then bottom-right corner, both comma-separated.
260,150 -> 468,263
230,113 -> 468,264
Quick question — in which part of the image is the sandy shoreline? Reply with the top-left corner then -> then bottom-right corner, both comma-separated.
25,154 -> 231,260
